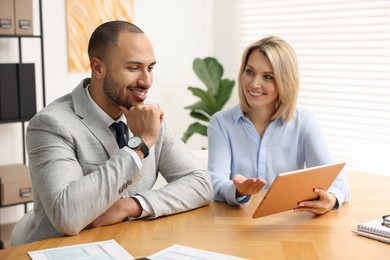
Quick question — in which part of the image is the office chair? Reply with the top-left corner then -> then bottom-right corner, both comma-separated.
10,209 -> 34,246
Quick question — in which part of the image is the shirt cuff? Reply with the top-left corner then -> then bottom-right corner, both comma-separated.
123,146 -> 142,169
133,195 -> 154,218
224,182 -> 251,205
328,187 -> 343,209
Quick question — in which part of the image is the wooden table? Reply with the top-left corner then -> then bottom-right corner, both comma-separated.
0,172 -> 389,259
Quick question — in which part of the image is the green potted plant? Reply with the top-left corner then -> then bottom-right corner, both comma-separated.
182,57 -> 235,143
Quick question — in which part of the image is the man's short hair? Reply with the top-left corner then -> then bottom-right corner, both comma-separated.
87,20 -> 143,62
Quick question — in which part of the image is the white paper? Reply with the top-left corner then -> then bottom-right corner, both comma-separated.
148,244 -> 248,260
28,239 -> 134,260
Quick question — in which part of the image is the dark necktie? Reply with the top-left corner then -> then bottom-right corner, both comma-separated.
112,121 -> 127,148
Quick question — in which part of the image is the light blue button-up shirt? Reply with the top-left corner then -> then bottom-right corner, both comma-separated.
208,105 -> 350,206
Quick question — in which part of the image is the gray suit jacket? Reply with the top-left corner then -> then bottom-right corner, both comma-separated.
25,79 -> 212,243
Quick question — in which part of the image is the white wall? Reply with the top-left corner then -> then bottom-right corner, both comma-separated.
134,0 -> 214,149
0,0 -> 237,225
41,0 -> 215,150
213,0 -> 240,108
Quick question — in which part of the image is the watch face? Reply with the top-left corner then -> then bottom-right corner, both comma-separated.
128,136 -> 142,148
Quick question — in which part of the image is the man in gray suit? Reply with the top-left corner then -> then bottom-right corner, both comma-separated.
24,21 -> 213,243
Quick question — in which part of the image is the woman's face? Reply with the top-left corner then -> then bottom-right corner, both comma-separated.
241,50 -> 279,110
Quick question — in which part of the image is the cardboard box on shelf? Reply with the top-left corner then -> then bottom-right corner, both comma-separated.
0,0 -> 15,35
0,222 -> 15,249
14,0 -> 33,35
0,164 -> 33,206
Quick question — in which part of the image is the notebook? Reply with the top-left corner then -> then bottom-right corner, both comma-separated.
351,217 -> 390,243
357,217 -> 390,237
352,230 -> 390,244
252,162 -> 345,218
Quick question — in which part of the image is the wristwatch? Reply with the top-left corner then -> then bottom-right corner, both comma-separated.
128,136 -> 149,158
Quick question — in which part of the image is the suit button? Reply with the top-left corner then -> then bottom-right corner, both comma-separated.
118,188 -> 123,193
127,180 -> 132,185
122,184 -> 128,189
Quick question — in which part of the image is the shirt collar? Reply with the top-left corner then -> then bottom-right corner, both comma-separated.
231,104 -> 284,125
232,105 -> 246,124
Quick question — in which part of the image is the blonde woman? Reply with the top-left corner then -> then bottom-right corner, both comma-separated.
208,36 -> 350,215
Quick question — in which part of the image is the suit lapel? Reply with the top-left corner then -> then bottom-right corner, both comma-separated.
72,79 -> 119,156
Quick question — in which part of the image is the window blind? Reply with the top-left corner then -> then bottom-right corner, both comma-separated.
236,0 -> 390,175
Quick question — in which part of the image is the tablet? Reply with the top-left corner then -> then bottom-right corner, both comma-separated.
252,162 -> 346,218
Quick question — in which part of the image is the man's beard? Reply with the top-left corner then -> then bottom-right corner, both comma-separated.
102,71 -> 132,109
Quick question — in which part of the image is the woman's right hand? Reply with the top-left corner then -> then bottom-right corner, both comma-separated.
233,174 -> 266,198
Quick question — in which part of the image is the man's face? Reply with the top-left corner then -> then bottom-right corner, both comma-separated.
102,32 -> 156,109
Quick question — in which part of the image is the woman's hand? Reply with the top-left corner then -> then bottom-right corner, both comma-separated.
233,174 -> 266,198
294,188 -> 337,215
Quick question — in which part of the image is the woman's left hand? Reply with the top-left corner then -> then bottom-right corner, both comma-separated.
294,188 -> 337,215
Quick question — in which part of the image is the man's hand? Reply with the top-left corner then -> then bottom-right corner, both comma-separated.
86,197 -> 142,229
294,188 -> 337,215
233,174 -> 266,198
120,104 -> 164,149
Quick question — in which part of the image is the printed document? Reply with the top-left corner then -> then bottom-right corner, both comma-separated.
148,244 -> 248,260
28,239 -> 134,260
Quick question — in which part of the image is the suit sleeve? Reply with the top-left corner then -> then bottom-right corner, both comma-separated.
136,122 -> 213,217
27,113 -> 141,235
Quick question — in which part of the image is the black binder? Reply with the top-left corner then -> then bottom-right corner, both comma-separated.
17,63 -> 36,120
0,64 -> 19,121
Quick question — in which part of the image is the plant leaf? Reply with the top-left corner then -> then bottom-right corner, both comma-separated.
189,111 -> 210,122
184,101 -> 214,117
193,57 -> 223,95
216,79 -> 235,109
182,57 -> 235,143
181,122 -> 208,143
187,86 -> 218,111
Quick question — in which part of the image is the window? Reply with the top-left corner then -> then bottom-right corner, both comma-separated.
237,0 -> 390,175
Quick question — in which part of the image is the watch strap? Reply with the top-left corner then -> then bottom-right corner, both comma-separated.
128,136 -> 149,158
139,142 -> 149,158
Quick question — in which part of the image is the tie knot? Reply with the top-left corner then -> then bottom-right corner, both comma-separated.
112,121 -> 126,135
112,121 -> 127,148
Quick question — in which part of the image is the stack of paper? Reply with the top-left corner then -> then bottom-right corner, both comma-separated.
28,240 -> 248,260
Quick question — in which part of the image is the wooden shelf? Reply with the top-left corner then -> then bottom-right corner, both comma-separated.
0,0 -> 44,249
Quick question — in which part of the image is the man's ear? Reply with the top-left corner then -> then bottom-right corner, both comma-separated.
90,57 -> 106,80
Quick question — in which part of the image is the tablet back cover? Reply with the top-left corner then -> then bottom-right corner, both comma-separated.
252,162 -> 346,218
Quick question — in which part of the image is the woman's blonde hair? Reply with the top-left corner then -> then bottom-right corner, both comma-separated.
238,36 -> 299,122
